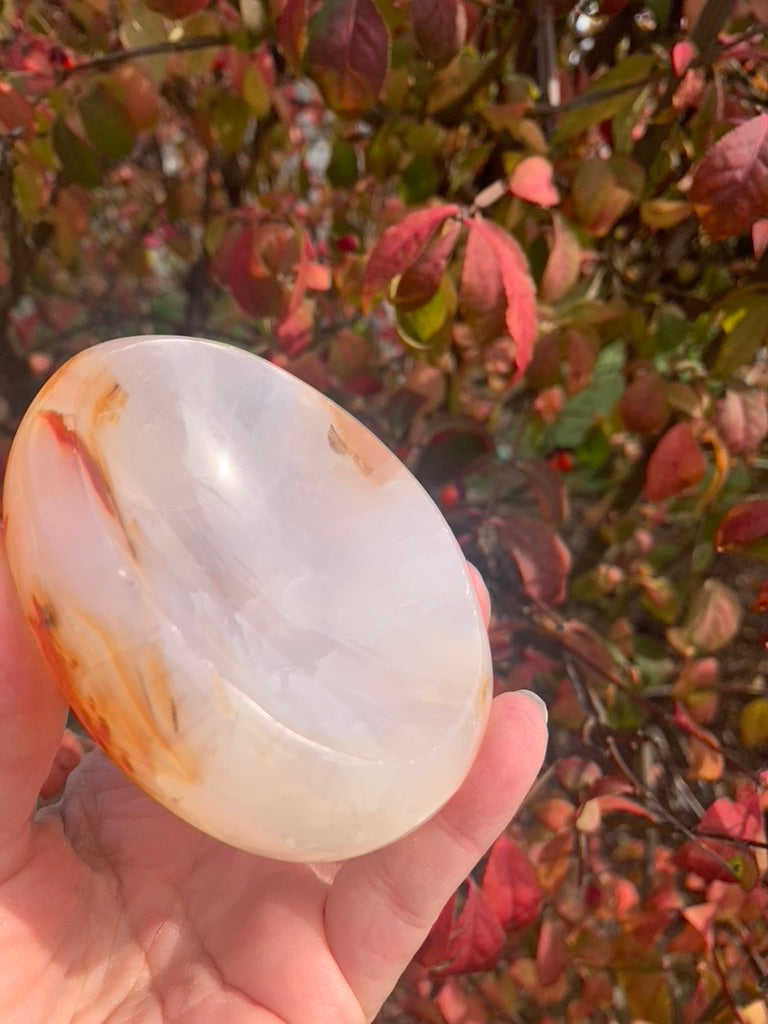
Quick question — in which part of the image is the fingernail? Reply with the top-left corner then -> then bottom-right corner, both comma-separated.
517,689 -> 548,725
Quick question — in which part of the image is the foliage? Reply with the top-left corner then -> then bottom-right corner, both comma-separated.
2,0 -> 768,1021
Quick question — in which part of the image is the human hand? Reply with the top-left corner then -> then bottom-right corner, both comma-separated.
0,542 -> 547,1024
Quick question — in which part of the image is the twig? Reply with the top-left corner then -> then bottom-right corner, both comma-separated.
59,34 -> 229,78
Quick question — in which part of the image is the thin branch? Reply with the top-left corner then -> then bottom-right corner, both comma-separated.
59,34 -> 229,78
531,71 -> 667,116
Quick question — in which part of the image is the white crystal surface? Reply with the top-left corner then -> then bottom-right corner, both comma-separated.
3,336 -> 491,860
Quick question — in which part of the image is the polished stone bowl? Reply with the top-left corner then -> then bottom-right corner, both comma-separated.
3,336 -> 491,860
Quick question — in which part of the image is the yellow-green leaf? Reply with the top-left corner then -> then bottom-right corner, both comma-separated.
740,698 -> 768,749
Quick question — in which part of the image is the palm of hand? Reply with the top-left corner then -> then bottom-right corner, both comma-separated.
10,752 -> 366,1024
0,548 -> 547,1024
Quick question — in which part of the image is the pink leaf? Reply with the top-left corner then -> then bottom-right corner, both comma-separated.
671,39 -> 696,76
675,580 -> 742,654
644,422 -> 707,501
681,903 -> 716,950
411,0 -> 467,68
481,835 -> 543,930
495,516 -> 570,605
509,156 -> 560,208
306,0 -> 389,113
716,389 -> 768,455
393,219 -> 462,310
540,213 -> 582,303
689,114 -> 768,241
463,216 -> 538,378
362,204 -> 460,305
714,500 -> 768,553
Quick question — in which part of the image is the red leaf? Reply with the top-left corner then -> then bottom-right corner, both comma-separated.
536,918 -> 569,987
753,218 -> 768,259
420,880 -> 505,976
689,114 -> 768,241
276,302 -> 314,356
555,756 -> 602,793
459,217 -> 507,344
715,389 -> 768,455
644,422 -> 707,501
495,516 -> 570,605
564,329 -> 596,395
463,217 -> 538,379
411,0 -> 467,68
540,213 -> 582,303
676,791 -> 765,888
714,500 -> 768,553
618,371 -> 670,436
698,791 -> 765,845
0,82 -> 34,135
393,219 -> 462,310
481,835 -> 543,930
214,223 -> 286,319
144,0 -> 207,16
445,880 -> 505,974
751,580 -> 768,612
276,0 -> 307,71
306,0 -> 389,113
416,892 -> 457,969
362,204 -> 460,305
509,156 -> 560,208
533,797 -> 574,831
593,794 -> 658,823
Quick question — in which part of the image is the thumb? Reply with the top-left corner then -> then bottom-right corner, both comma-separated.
0,537 -> 67,854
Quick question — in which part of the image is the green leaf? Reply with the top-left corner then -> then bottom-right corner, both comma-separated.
397,275 -> 455,349
554,54 -> 656,144
79,86 -> 136,160
740,697 -> 768,748
52,116 -> 103,187
210,94 -> 251,156
712,289 -> 768,378
401,154 -> 438,204
242,62 -> 271,117
553,343 -> 625,449
327,139 -> 358,188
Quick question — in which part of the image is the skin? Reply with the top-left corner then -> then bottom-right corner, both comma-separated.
0,546 -> 547,1024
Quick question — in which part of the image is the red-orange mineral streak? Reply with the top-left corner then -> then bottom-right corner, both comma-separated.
38,409 -> 137,559
325,404 -> 395,481
90,378 -> 127,429
29,594 -> 199,788
39,410 -> 122,522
